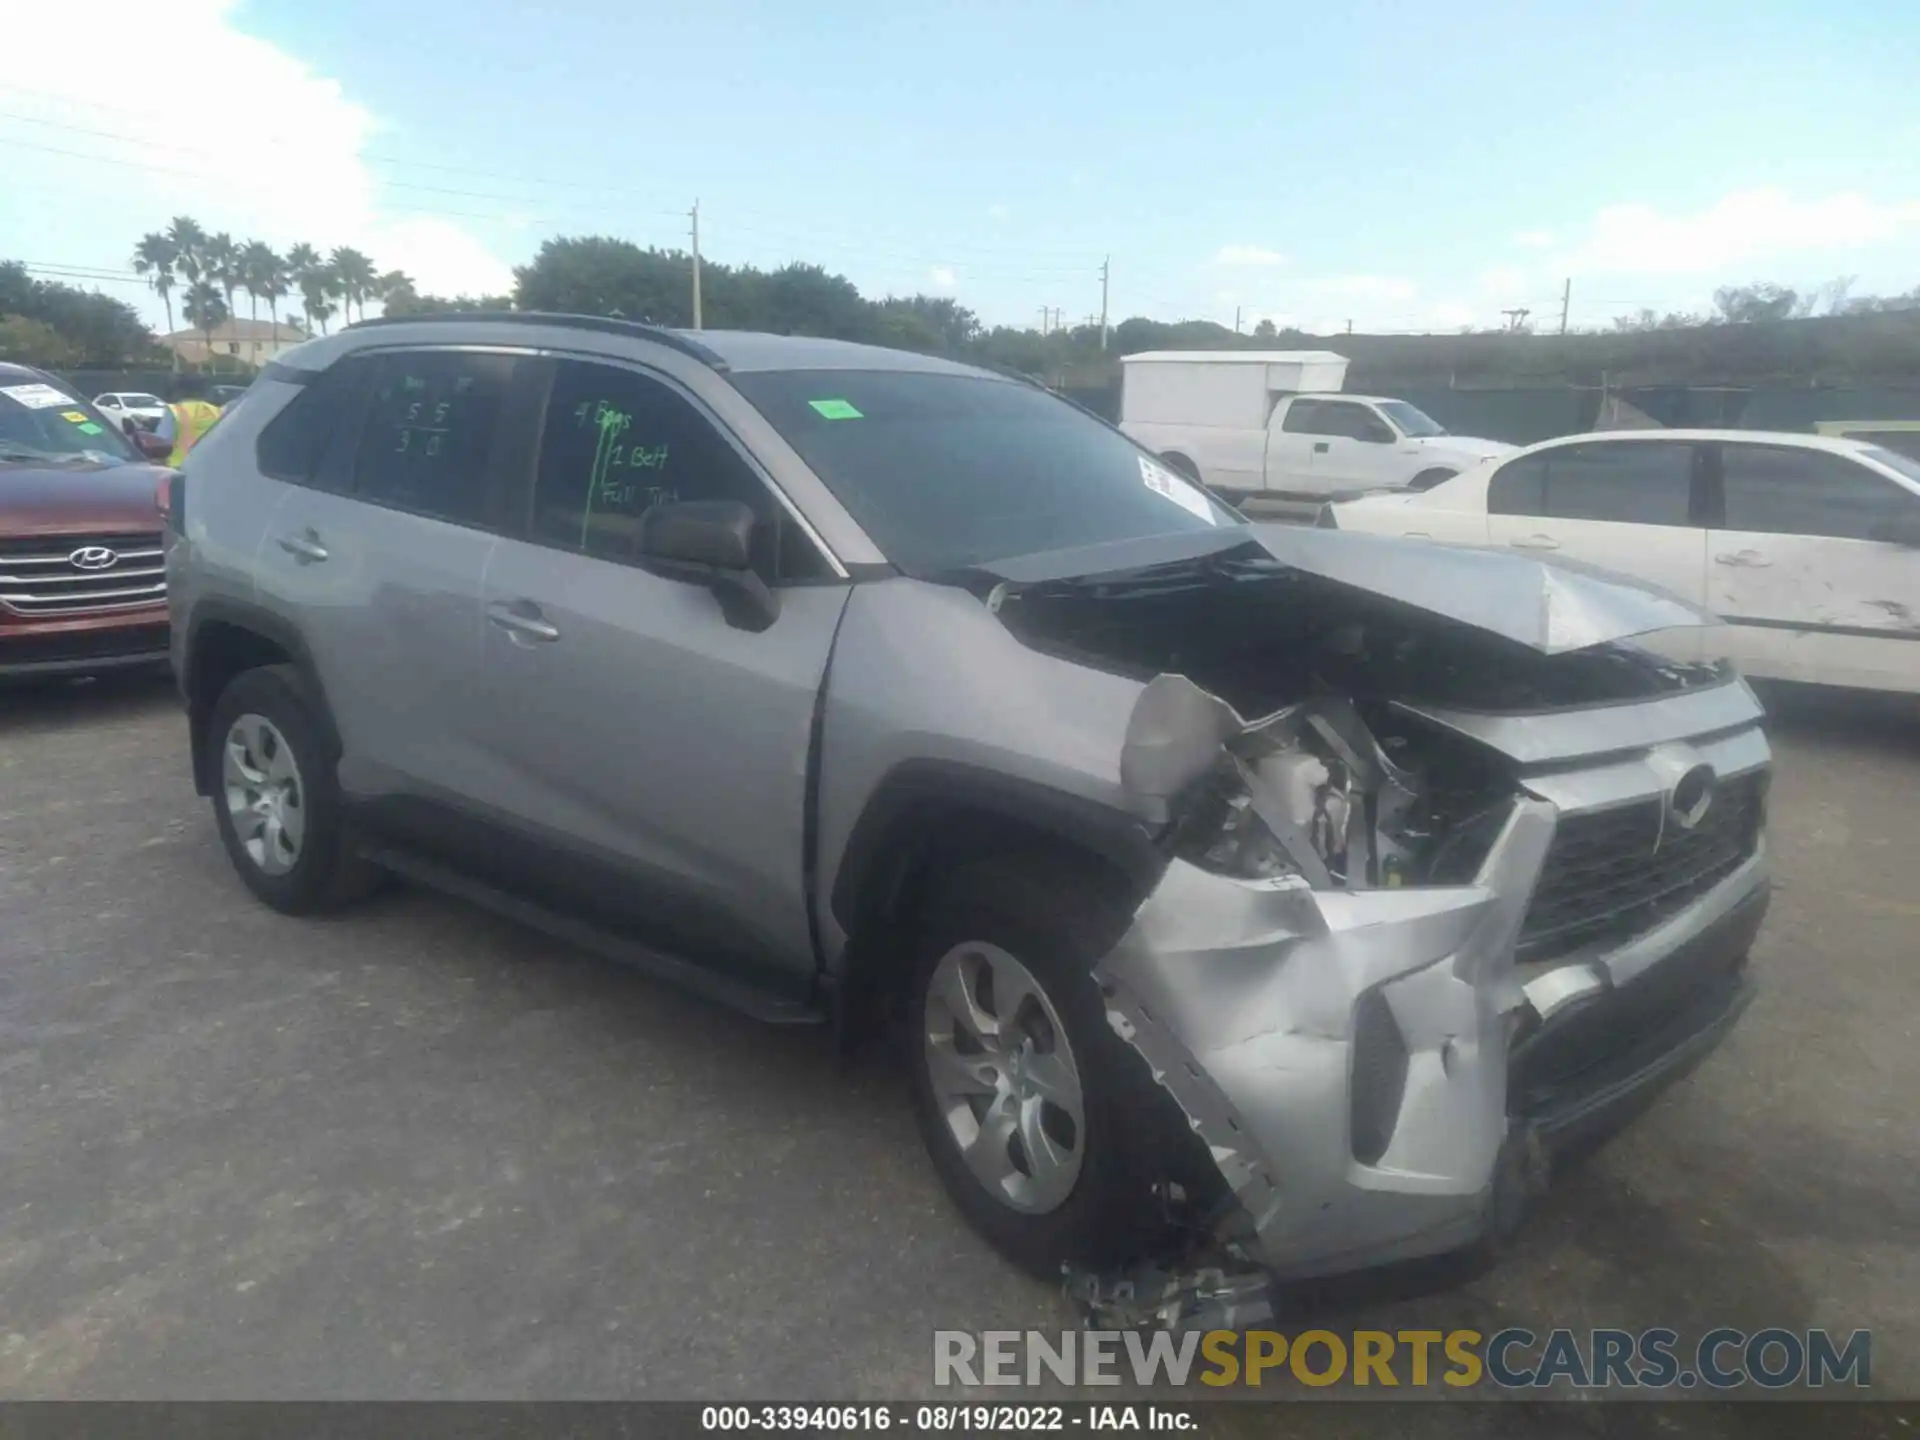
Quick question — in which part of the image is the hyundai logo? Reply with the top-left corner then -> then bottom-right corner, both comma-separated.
68,546 -> 119,571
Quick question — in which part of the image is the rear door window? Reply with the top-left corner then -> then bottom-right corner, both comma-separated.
351,351 -> 517,527
1542,442 -> 1696,526
1488,455 -> 1548,515
1718,444 -> 1918,540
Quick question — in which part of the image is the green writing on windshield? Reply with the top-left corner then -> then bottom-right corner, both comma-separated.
808,398 -> 863,420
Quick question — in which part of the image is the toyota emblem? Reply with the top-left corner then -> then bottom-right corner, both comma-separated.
69,546 -> 119,571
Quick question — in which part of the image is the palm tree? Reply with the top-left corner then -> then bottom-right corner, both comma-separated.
329,246 -> 377,324
237,241 -> 277,326
299,263 -> 340,336
168,215 -> 207,285
182,279 -> 229,372
248,246 -> 293,348
376,269 -> 417,315
205,233 -> 240,339
131,231 -> 180,370
286,242 -> 321,332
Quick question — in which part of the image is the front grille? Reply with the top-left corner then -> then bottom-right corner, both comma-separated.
0,533 -> 166,617
1517,771 -> 1765,964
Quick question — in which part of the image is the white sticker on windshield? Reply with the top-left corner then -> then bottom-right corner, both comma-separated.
1,383 -> 77,410
1139,456 -> 1218,524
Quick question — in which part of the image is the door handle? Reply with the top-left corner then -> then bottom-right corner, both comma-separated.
1714,551 -> 1771,568
486,601 -> 560,643
1313,441 -> 1330,453
276,531 -> 328,563
1509,534 -> 1561,551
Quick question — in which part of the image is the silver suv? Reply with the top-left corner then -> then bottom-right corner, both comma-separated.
168,314 -> 1772,1287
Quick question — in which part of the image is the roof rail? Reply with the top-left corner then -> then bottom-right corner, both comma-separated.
342,310 -> 731,370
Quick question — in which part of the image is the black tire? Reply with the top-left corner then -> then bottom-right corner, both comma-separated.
905,855 -> 1208,1278
1406,467 -> 1457,492
206,664 -> 380,915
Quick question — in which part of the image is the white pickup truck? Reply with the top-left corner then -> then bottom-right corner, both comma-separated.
1118,350 -> 1516,504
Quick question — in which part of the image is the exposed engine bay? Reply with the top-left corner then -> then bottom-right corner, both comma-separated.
983,550 -> 1725,891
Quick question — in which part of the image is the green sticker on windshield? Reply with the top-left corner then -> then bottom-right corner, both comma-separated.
808,398 -> 863,420
78,422 -> 104,435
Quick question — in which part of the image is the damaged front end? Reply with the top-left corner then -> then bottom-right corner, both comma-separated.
978,530 -> 1771,1320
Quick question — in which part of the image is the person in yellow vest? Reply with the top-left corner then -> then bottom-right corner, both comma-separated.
154,388 -> 224,466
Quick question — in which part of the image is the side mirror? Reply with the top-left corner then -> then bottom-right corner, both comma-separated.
638,499 -> 781,631
1870,512 -> 1920,547
132,429 -> 172,461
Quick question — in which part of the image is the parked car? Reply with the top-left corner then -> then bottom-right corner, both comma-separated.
92,391 -> 169,433
2,364 -> 175,680
1117,350 -> 1516,504
1322,429 -> 1920,695
169,316 -> 1770,1286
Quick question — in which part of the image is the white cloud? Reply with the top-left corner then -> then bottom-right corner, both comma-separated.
1515,229 -> 1555,249
1476,265 -> 1533,298
1302,274 -> 1417,302
1212,244 -> 1287,267
2,0 -> 514,313
1425,300 -> 1479,329
1560,189 -> 1920,277
986,203 -> 1010,222
929,266 -> 958,290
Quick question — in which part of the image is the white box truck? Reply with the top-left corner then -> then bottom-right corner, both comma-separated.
1117,350 -> 1516,503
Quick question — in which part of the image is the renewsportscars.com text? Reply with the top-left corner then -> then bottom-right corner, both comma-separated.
933,1327 -> 1872,1391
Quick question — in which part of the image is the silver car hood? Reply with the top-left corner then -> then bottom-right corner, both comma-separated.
1247,523 -> 1710,655
969,523 -> 1713,657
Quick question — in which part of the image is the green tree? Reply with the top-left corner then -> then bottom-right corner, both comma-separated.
183,279 -> 229,369
375,269 -> 417,313
329,246 -> 377,323
131,232 -> 180,365
1713,283 -> 1798,325
513,236 -> 697,322
285,243 -> 321,332
0,315 -> 81,367
1,261 -> 159,366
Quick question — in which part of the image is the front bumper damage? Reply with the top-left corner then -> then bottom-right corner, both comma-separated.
1080,676 -> 1771,1328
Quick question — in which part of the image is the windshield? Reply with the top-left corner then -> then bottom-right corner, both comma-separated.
729,369 -> 1237,573
1376,400 -> 1447,437
0,386 -> 139,465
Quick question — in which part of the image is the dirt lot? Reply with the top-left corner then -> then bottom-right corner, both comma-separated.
0,671 -> 1914,1432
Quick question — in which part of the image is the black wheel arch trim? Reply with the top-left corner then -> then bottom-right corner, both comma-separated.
826,758 -> 1168,942
182,596 -> 342,795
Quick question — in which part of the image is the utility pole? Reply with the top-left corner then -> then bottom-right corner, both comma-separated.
1502,306 -> 1531,333
1558,277 -> 1571,336
1345,319 -> 1353,335
1234,305 -> 1242,334
689,199 -> 703,330
1037,307 -> 1050,336
1099,256 -> 1110,350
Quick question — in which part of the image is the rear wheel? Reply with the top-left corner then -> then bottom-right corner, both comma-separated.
207,664 -> 380,914
906,857 -> 1207,1277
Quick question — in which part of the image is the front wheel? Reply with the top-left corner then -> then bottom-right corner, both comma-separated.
906,858 -> 1207,1277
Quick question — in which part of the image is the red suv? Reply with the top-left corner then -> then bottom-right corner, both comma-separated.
1,363 -> 177,680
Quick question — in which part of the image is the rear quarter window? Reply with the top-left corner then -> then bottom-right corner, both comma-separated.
255,358 -> 374,486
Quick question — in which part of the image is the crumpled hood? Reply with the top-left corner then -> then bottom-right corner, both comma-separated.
965,522 -> 1713,657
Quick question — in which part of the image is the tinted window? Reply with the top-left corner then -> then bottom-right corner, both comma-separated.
256,357 -> 373,486
531,360 -> 826,580
1861,444 -> 1920,485
0,384 -> 138,465
1720,445 -> 1917,541
1545,442 -> 1694,526
353,351 -> 514,525
1282,399 -> 1328,434
1488,455 -> 1547,515
728,369 -> 1236,575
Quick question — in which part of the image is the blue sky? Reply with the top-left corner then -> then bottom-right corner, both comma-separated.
4,0 -> 1917,333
